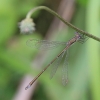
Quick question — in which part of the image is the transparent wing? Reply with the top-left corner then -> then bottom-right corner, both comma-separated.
50,50 -> 66,79
26,39 -> 66,50
62,50 -> 68,86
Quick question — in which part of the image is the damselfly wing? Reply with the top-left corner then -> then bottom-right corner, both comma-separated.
26,39 -> 67,50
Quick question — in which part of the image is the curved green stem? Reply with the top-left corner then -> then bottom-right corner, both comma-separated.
26,6 -> 100,42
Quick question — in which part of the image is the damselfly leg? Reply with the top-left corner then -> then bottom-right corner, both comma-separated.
77,33 -> 89,43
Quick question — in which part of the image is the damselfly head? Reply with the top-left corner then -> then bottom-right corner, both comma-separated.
75,32 -> 88,43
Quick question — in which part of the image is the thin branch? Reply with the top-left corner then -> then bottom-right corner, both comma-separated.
26,6 -> 100,42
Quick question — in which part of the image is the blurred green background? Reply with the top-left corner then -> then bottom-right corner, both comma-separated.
0,0 -> 100,100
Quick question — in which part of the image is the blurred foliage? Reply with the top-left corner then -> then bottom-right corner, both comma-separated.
76,0 -> 88,6
0,0 -> 100,100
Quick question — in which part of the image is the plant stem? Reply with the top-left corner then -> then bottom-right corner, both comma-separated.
26,6 -> 100,42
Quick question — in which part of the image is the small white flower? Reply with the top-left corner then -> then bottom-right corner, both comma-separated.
18,18 -> 35,34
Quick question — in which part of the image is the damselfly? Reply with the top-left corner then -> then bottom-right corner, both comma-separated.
25,32 -> 87,90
